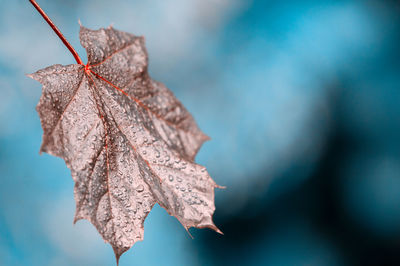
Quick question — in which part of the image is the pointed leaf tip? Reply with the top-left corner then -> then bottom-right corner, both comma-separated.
215,184 -> 226,189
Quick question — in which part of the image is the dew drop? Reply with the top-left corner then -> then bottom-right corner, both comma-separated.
136,185 -> 144,192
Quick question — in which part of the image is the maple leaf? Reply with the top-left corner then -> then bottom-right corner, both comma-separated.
28,1 -> 222,263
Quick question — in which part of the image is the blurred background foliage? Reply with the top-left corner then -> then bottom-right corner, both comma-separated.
1,0 -> 400,265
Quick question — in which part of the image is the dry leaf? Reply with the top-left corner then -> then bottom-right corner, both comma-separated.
29,25 -> 221,262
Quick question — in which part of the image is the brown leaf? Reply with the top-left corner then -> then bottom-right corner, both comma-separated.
29,25 -> 221,262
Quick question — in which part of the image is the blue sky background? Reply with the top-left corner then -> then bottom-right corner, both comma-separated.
1,0 -> 400,265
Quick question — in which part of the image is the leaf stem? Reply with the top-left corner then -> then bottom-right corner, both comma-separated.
29,0 -> 84,65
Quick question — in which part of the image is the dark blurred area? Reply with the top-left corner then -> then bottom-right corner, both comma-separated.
1,0 -> 400,265
194,1 -> 400,265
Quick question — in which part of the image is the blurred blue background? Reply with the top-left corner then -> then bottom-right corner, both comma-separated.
1,0 -> 400,265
